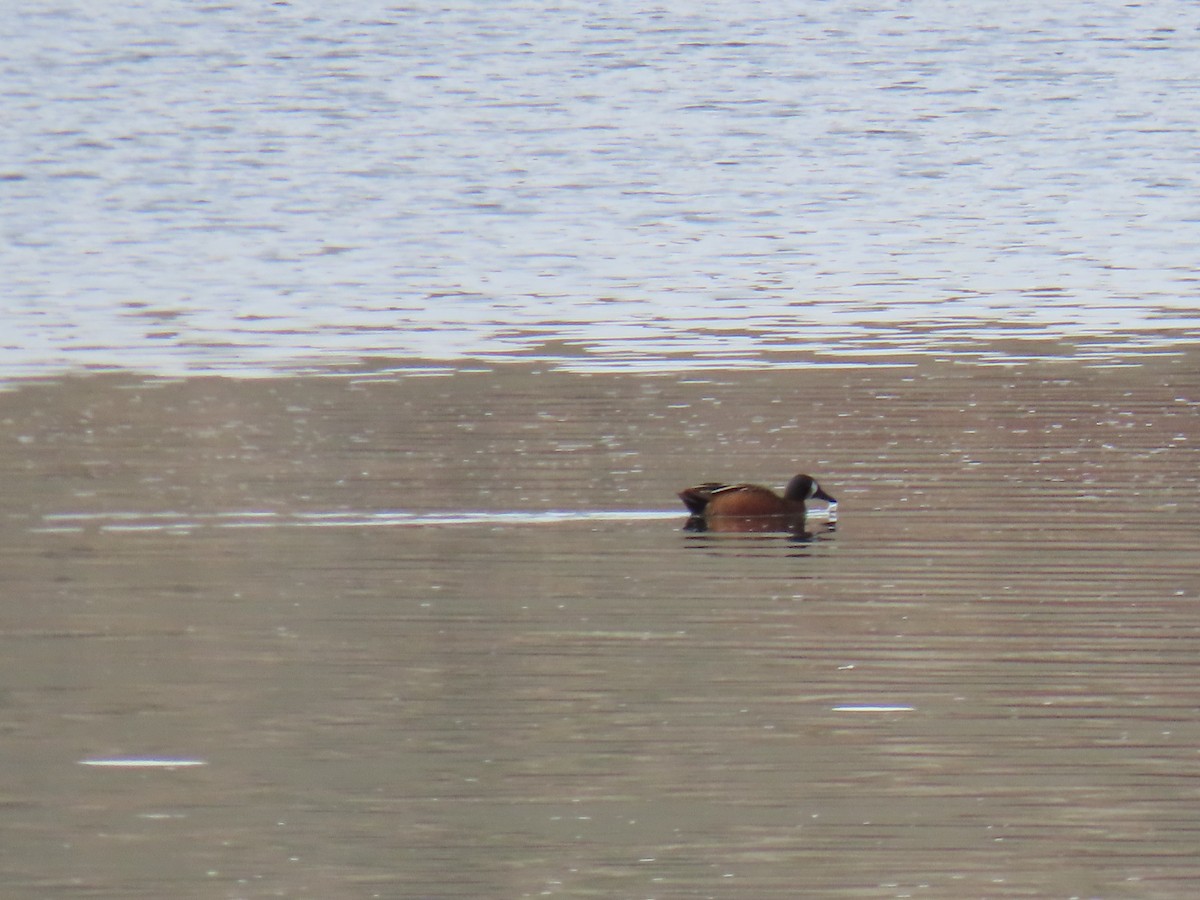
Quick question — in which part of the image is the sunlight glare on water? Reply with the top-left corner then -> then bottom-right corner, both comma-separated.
2,0 -> 1198,377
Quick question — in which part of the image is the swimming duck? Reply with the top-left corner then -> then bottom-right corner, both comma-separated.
678,473 -> 837,533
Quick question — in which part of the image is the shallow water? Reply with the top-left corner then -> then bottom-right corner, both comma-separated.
4,2 -> 1200,895
2,347 -> 1198,898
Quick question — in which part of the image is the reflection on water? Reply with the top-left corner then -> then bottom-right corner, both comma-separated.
681,512 -> 837,544
6,2 -> 1197,893
1,350 -> 1197,897
3,2 -> 1200,377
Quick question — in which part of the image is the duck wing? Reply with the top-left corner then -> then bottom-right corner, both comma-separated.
677,482 -> 744,514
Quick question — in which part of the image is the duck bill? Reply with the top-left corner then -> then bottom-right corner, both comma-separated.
812,487 -> 837,504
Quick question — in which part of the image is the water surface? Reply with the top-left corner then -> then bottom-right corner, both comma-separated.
3,1 -> 1199,377
4,2 -> 1200,895
2,349 -> 1197,898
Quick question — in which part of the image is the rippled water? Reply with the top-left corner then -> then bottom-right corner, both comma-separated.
2,351 -> 1198,898
3,1 -> 1199,377
3,3 -> 1200,896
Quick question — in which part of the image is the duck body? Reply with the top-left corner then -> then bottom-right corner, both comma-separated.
678,474 -> 836,533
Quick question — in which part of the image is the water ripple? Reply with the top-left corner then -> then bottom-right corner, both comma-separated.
3,1 -> 1199,377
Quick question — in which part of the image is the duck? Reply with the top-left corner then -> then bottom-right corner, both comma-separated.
678,473 -> 837,533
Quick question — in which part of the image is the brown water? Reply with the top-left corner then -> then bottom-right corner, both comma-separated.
2,346 -> 1198,898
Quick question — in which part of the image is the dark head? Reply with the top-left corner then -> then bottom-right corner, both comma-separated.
783,474 -> 836,505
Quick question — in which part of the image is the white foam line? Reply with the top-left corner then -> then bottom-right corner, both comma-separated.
102,524 -> 198,533
80,758 -> 207,768
832,705 -> 915,713
46,510 -> 279,523
42,509 -> 686,532
287,510 -> 684,527
44,511 -> 192,521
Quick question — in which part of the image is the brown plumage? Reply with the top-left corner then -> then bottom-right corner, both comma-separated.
678,473 -> 837,533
